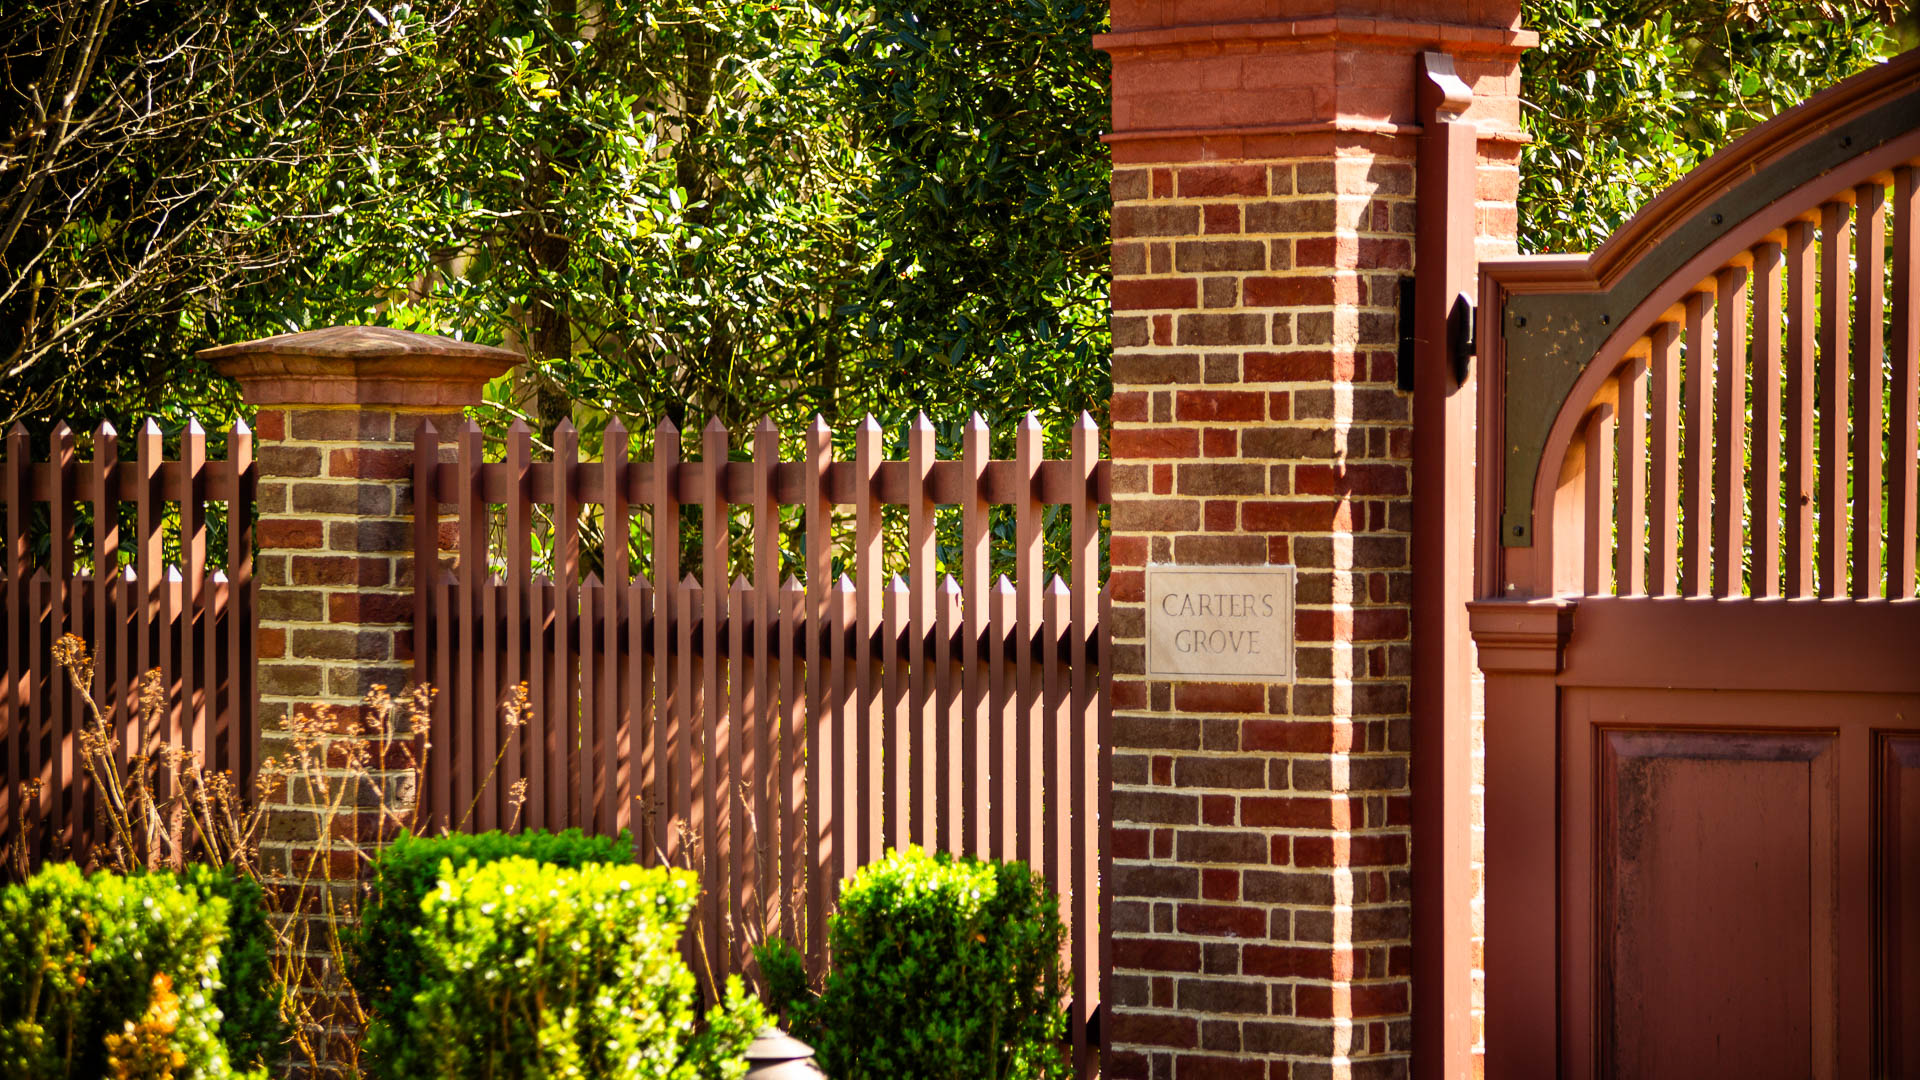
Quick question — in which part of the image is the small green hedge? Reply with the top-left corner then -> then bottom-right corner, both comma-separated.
412,856 -> 762,1079
179,865 -> 285,1072
349,828 -> 637,1079
0,863 -> 249,1080
761,846 -> 1068,1079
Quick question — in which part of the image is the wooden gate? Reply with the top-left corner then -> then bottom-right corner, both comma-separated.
1473,51 -> 1920,1077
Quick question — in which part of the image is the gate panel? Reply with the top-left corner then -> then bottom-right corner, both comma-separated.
1471,47 -> 1920,1079
1597,727 -> 1834,1078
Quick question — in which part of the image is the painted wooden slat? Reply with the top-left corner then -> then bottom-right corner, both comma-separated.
1648,323 -> 1682,597
49,424 -> 73,842
1681,293 -> 1715,597
1851,183 -> 1886,598
884,573 -> 906,854
553,420 -> 580,828
778,576 -> 803,952
1892,167 -> 1920,599
1615,360 -> 1649,596
456,422 -> 485,827
1070,411 -> 1099,1066
3,425 -> 27,843
751,420 -> 778,911
936,574 -> 961,856
92,425 -> 120,802
652,420 -> 680,864
1015,417 -> 1042,863
992,574 -> 1015,861
962,414 -> 990,856
412,419 -> 440,825
1818,200 -> 1852,598
1785,220 -> 1818,598
802,418 -> 829,977
1712,266 -> 1749,598
854,418 -> 882,864
504,421 -> 532,831
699,419 -> 727,977
1584,407 -> 1617,597
729,573 -> 753,969
907,414 -> 935,848
1750,243 -> 1785,597
602,421 -> 628,838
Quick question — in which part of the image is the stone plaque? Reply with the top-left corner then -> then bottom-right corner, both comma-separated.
1144,565 -> 1296,682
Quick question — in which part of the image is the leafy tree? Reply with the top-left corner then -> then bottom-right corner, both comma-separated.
1518,0 -> 1911,253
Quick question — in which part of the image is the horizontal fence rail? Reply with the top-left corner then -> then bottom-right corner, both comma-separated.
412,413 -> 1111,1066
1,421 -> 258,869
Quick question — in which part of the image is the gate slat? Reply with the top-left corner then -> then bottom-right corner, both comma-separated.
1713,266 -> 1749,598
884,573 -> 906,852
1070,411 -> 1099,1066
1786,220 -> 1818,598
937,575 -> 960,856
700,419 -> 727,977
1893,166 -> 1920,600
49,424 -> 72,844
3,425 -> 25,843
92,425 -> 119,803
778,576 -> 802,951
751,420 -> 777,910
1616,359 -> 1649,596
1648,323 -> 1682,596
1681,293 -> 1714,597
992,574 -> 1015,861
1750,243 -> 1785,597
1851,182 -> 1886,598
554,420 -> 579,829
1817,199 -> 1852,598
456,422 -> 484,826
831,572 -> 856,899
1583,406 -> 1616,597
505,421 -> 531,833
729,573 -> 753,966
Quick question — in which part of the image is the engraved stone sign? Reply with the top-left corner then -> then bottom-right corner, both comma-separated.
1144,565 -> 1296,682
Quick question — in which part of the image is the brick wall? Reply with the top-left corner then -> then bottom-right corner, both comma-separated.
1098,14 -> 1526,1077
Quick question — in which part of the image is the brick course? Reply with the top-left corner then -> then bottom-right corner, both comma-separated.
1099,12 -> 1524,1077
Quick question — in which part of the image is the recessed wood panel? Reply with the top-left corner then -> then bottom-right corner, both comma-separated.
1599,730 -> 1838,1078
1882,735 -> 1920,1075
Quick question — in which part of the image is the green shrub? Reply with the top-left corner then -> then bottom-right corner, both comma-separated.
412,856 -> 763,1080
765,846 -> 1068,1079
349,828 -> 637,1079
177,865 -> 285,1072
0,863 -> 245,1080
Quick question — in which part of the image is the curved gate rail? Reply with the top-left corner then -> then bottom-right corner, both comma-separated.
1473,50 -> 1920,1078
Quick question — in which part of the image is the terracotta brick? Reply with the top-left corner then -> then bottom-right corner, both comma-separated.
327,447 -> 414,480
1113,278 -> 1200,310
1176,390 -> 1265,422
1174,239 -> 1266,273
1176,313 -> 1267,347
1112,427 -> 1200,459
1114,203 -> 1200,237
1177,165 -> 1267,198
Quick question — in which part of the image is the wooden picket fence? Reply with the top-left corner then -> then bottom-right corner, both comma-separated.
0,421 -> 258,869
410,412 -> 1112,1063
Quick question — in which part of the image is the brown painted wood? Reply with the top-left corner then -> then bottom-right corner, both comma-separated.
601,420 -> 628,838
991,574 -> 1015,862
699,420 -> 726,978
1583,407 -> 1616,597
412,419 -> 440,824
884,573 -> 907,852
1786,220 -> 1819,597
1819,200 -> 1853,598
1893,167 -> 1920,600
936,574 -> 961,857
1713,266 -> 1749,598
778,575 -> 802,953
908,414 -> 935,849
802,419 -> 828,977
1853,183 -> 1888,598
1615,360 -> 1649,596
1648,323 -> 1683,597
652,420 -> 681,864
504,421 -> 531,832
750,420 -> 777,911
92,425 -> 119,804
455,423 -> 483,826
1070,412 -> 1099,1067
1881,735 -> 1920,1075
854,418 -> 881,866
728,573 -> 749,975
554,421 -> 581,829
1015,417 -> 1041,865
963,415 -> 990,856
1681,292 -> 1715,597
1751,243 -> 1786,597
830,573 -> 855,903
4,425 -> 26,843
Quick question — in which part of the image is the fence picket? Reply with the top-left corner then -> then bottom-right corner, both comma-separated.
936,574 -> 961,855
907,415 -> 934,848
601,421 -> 628,837
1615,360 -> 1649,596
854,418 -> 882,863
1015,417 -> 1041,865
554,420 -> 579,828
884,572 -> 906,852
803,418 -> 829,971
50,424 -> 73,843
3,425 -> 24,842
651,420 -> 679,864
90,424 -> 118,824
506,421 -> 532,832
1681,293 -> 1714,597
962,414 -> 989,856
700,420 -> 727,980
1712,266 -> 1747,598
1894,166 -> 1920,599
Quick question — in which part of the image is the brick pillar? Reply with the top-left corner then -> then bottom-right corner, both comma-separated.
1096,8 -> 1529,1078
202,326 -> 518,857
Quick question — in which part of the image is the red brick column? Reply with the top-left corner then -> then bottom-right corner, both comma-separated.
202,326 -> 517,859
1095,8 -> 1529,1077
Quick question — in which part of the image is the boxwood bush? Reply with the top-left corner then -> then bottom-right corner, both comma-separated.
761,846 -> 1068,1079
411,856 -> 762,1079
349,828 -> 637,1079
179,865 -> 285,1072
0,863 -> 252,1080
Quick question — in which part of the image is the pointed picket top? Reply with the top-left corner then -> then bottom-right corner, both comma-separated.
889,573 -> 909,593
941,574 -> 961,595
809,414 -> 831,438
966,411 -> 988,432
212,569 -> 229,584
95,419 -> 118,440
836,572 -> 856,591
860,413 -> 882,435
533,573 -> 552,588
51,420 -> 73,443
417,418 -> 439,442
139,418 -> 163,439
184,418 -> 205,438
912,410 -> 934,433
755,416 -> 778,436
703,415 -> 728,437
554,417 -> 577,437
995,574 -> 1016,594
1077,410 -> 1098,435
460,417 -> 484,438
231,417 -> 251,437
121,564 -> 137,582
781,574 -> 804,592
603,414 -> 628,445
584,571 -> 603,587
683,573 -> 701,589
1048,575 -> 1071,596
657,415 -> 680,438
166,566 -> 183,582
509,417 -> 532,436
731,574 -> 751,592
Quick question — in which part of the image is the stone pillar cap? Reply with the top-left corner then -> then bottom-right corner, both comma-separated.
200,325 -> 523,408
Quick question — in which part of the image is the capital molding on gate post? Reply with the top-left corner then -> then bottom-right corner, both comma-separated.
1098,4 -> 1529,1077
